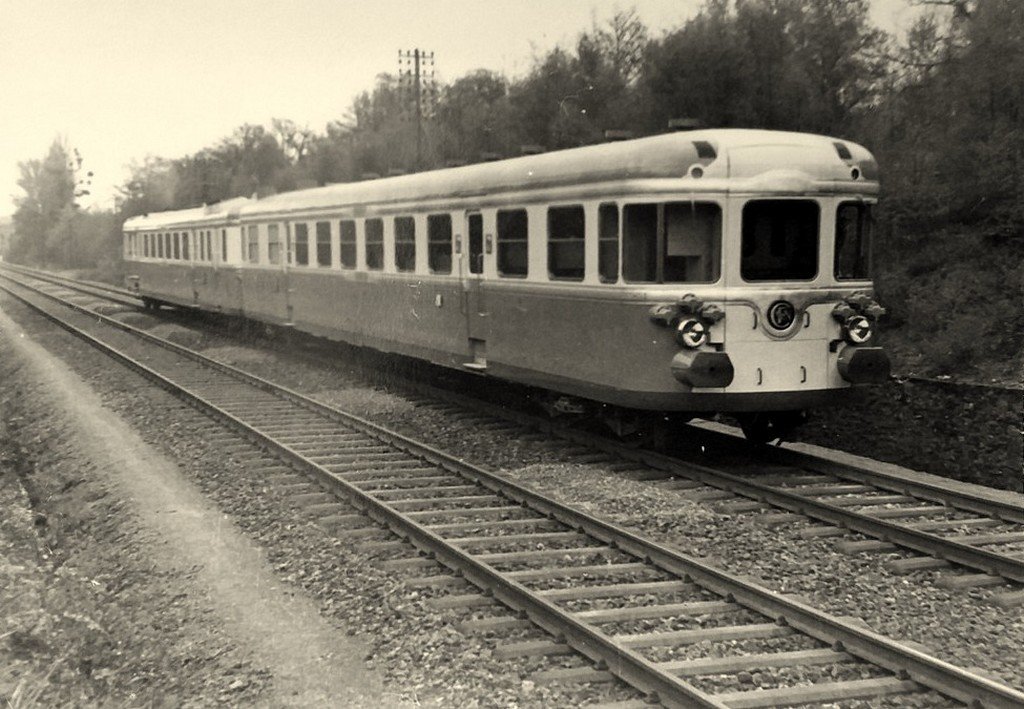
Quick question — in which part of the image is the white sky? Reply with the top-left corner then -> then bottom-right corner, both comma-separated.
1,0 -> 924,217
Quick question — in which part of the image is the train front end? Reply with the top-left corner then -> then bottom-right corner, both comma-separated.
653,131 -> 890,441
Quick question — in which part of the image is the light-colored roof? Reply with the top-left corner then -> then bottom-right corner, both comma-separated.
125,129 -> 877,229
123,196 -> 251,231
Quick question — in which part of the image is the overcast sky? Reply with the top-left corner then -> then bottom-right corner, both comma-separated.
0,0 -> 925,217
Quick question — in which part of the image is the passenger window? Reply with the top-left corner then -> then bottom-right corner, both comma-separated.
468,213 -> 483,274
293,223 -> 309,266
205,232 -> 213,262
267,224 -> 282,264
598,203 -> 619,283
173,232 -> 181,260
182,232 -> 190,261
547,205 -> 585,281
623,202 -> 721,283
741,200 -> 819,281
365,218 -> 383,270
497,209 -> 528,277
339,220 -> 356,269
835,203 -> 872,280
427,214 -> 452,274
221,229 -> 227,262
316,221 -> 331,267
246,225 -> 259,263
394,216 -> 416,272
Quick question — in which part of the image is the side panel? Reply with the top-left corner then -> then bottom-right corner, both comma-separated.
238,267 -> 290,324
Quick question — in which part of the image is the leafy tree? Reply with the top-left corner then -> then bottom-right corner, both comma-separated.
434,70 -> 513,163
10,139 -> 92,265
785,0 -> 890,134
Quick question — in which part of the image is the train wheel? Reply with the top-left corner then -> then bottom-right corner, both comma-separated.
738,411 -> 807,445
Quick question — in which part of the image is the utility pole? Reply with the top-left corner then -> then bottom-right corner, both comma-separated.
399,49 -> 435,171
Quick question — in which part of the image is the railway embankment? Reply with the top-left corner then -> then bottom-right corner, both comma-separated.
796,378 -> 1023,493
0,303 -> 395,708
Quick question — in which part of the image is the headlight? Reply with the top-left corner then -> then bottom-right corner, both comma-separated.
844,315 -> 873,344
676,318 -> 709,348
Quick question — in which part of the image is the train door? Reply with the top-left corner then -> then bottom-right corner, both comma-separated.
225,227 -> 245,315
283,221 -> 294,325
462,211 -> 488,369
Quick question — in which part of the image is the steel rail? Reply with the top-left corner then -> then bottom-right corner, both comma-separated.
4,264 -> 1021,583
387,378 -> 1024,584
3,272 -> 1024,708
695,427 -> 1024,526
0,263 -> 140,305
550,427 -> 1024,585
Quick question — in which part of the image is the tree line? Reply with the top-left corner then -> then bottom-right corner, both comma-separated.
8,0 -> 1023,271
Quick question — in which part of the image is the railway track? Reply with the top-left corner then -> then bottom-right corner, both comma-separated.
406,388 -> 1024,606
0,262 -> 140,305
3,272 -> 1024,707
4,264 -> 1023,604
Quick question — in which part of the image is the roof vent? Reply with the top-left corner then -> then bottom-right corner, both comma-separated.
833,142 -> 852,160
360,172 -> 381,181
519,144 -> 545,155
603,129 -> 634,142
480,152 -> 502,162
445,159 -> 468,168
668,118 -> 702,131
387,168 -> 407,177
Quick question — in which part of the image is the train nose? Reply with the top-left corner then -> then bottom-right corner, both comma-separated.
837,346 -> 890,384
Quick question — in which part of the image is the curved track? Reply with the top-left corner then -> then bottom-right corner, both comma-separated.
2,269 -> 1023,708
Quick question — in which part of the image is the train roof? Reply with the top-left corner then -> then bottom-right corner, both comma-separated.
123,196 -> 251,231
125,129 -> 877,229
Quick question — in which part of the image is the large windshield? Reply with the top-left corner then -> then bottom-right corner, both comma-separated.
741,200 -> 819,281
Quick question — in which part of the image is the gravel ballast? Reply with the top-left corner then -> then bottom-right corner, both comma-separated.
2,289 -> 1022,705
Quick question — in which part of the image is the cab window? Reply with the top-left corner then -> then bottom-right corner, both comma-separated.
835,203 -> 872,280
623,202 -> 721,283
741,200 -> 819,281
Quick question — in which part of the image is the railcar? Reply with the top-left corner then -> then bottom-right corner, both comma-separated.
122,129 -> 890,441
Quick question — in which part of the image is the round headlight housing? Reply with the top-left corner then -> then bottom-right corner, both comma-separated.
844,315 -> 873,344
676,318 -> 709,349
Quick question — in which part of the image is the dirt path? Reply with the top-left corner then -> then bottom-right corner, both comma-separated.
0,302 -> 404,706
